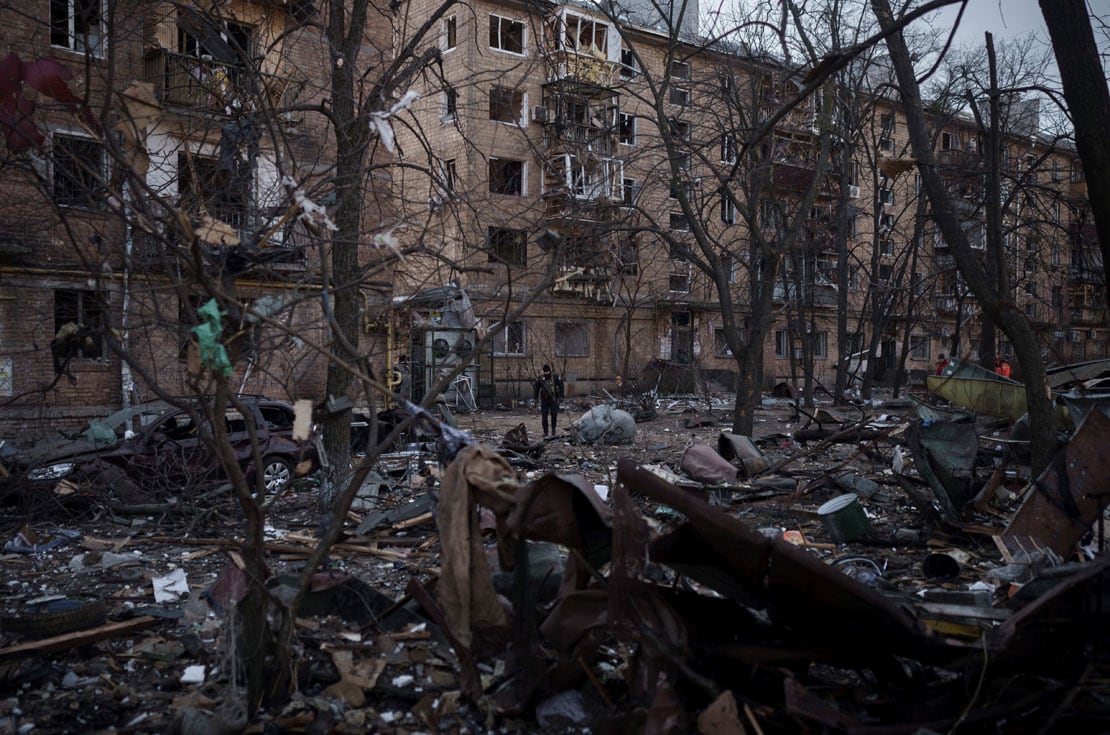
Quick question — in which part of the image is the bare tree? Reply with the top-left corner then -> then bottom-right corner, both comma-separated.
871,0 -> 1056,475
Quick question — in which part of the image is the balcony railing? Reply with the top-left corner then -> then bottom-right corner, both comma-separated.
544,122 -> 615,156
143,49 -> 301,114
547,49 -> 618,87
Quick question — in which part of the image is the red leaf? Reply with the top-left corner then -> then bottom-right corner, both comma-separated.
0,53 -> 23,104
21,57 -> 82,107
1,97 -> 44,152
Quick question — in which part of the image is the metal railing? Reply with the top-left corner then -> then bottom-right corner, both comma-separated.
143,49 -> 301,114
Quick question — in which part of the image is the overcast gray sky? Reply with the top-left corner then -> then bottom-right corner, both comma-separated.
937,0 -> 1110,51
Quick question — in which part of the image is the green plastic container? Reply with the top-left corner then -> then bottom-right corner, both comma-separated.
818,493 -> 870,543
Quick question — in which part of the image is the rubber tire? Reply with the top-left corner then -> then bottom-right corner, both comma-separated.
260,455 -> 294,495
1,597 -> 107,639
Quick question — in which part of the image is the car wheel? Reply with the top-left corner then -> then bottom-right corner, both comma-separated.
260,455 -> 294,495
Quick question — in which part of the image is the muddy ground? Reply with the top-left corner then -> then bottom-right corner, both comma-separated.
1,390 -> 1106,734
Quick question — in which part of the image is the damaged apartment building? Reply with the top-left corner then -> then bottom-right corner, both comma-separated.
389,0 -> 1104,405
0,0 -> 394,434
0,0 -> 1104,429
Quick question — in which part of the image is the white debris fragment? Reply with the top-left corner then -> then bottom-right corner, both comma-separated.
368,90 -> 421,153
180,665 -> 205,684
152,567 -> 189,603
282,175 -> 338,235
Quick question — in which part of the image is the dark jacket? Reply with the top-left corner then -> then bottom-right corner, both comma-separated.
534,372 -> 564,404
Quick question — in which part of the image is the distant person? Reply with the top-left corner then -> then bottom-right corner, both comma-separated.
533,364 -> 564,438
994,354 -> 1012,378
936,353 -> 948,375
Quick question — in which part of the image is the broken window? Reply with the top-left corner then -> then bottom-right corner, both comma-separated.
714,327 -> 735,357
720,195 -> 736,225
488,158 -> 524,196
444,87 -> 457,120
443,15 -> 457,50
53,133 -> 105,209
555,321 -> 589,357
621,177 -> 638,208
489,15 -> 524,54
910,334 -> 930,360
620,47 -> 638,79
775,329 -> 789,358
616,237 -> 638,275
51,0 -> 104,54
487,227 -> 527,266
491,320 -> 526,355
54,289 -> 105,361
619,113 -> 636,145
178,152 -> 250,229
562,13 -> 607,55
721,134 -> 737,164
489,87 -> 524,124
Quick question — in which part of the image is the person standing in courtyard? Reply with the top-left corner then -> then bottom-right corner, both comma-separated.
533,363 -> 564,438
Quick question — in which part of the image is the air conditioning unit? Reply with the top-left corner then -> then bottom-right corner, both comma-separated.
847,184 -> 860,199
531,105 -> 549,123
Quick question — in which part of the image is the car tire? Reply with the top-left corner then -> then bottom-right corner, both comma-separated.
260,455 -> 294,495
0,596 -> 107,639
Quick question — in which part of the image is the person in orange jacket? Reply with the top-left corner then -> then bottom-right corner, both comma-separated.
994,354 -> 1012,378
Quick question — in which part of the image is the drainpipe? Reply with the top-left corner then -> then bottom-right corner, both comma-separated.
120,180 -> 135,410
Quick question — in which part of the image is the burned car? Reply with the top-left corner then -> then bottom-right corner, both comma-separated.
0,397 -> 319,499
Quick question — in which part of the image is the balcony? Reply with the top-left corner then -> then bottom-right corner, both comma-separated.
547,49 -> 618,88
543,122 -> 615,157
935,296 -> 959,314
143,49 -> 301,115
552,264 -> 613,301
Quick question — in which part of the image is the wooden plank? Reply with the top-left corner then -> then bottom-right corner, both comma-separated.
0,616 -> 157,660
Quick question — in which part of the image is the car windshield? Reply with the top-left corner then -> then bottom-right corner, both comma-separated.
81,403 -> 174,444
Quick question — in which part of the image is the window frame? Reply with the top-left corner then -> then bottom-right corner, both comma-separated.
669,60 -> 690,80
620,47 -> 639,79
909,335 -> 930,361
621,177 -> 638,208
487,226 -> 527,266
720,195 -> 736,225
555,321 -> 589,357
488,157 -> 525,196
489,14 -> 525,55
775,329 -> 789,359
669,87 -> 690,107
491,320 -> 526,356
51,0 -> 106,55
443,15 -> 457,51
54,288 -> 107,362
618,112 -> 636,145
561,12 -> 608,56
443,87 -> 457,121
720,133 -> 737,164
489,86 -> 525,125
52,131 -> 106,210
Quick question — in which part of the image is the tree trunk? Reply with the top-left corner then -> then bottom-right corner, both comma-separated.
1040,0 -> 1110,306
872,0 -> 1055,476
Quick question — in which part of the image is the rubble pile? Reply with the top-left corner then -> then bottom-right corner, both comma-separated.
3,391 -> 1110,733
